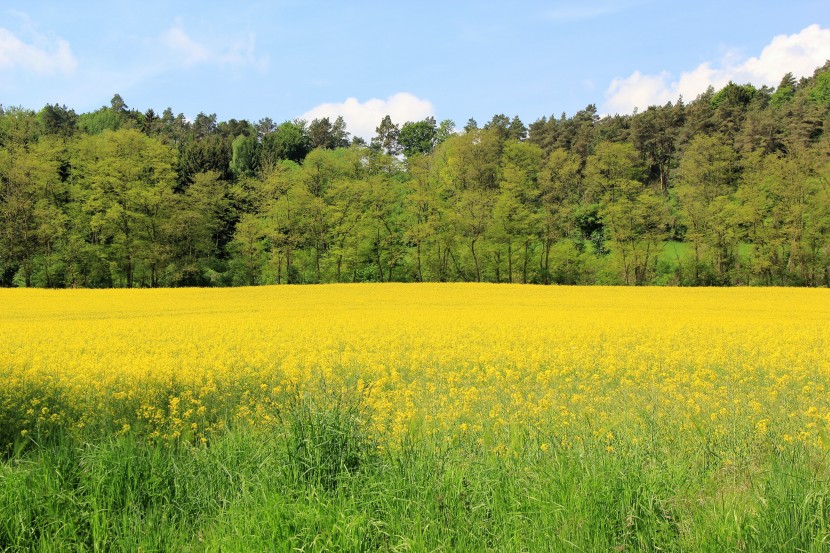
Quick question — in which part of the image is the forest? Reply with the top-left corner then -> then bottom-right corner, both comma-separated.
1,62 -> 829,288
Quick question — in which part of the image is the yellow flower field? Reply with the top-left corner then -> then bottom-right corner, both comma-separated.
2,284 -> 829,458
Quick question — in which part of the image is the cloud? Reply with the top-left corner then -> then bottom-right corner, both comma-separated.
300,93 -> 435,141
161,24 -> 210,65
159,21 -> 268,72
0,26 -> 77,75
217,33 -> 268,72
603,24 -> 830,114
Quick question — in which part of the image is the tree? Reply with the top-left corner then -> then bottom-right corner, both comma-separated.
261,120 -> 311,165
674,134 -> 738,283
178,134 -> 233,184
492,141 -> 542,282
256,117 -> 277,138
0,141 -> 47,286
583,141 -> 669,284
436,119 -> 456,144
307,117 -> 350,150
630,101 -> 683,192
403,153 -> 444,281
712,82 -> 757,138
325,175 -> 368,282
75,129 -> 177,287
258,160 -> 305,283
192,112 -> 218,139
537,148 -> 582,283
371,115 -> 401,156
78,106 -> 121,135
439,130 -> 501,281
331,116 -> 350,148
583,141 -> 643,204
300,148 -> 355,281
168,170 -> 229,285
770,72 -> 796,108
361,174 -> 403,281
399,117 -> 438,157
232,213 -> 266,286
485,114 -> 527,142
807,62 -> 830,105
110,94 -> 127,114
37,104 -> 77,138
230,134 -> 260,178
603,186 -> 669,285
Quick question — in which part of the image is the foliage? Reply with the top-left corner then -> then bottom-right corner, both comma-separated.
2,66 -> 830,288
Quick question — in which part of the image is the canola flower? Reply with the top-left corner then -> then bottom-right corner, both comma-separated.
1,284 -> 829,461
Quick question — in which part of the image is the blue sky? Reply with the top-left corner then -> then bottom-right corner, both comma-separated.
1,1 -> 829,139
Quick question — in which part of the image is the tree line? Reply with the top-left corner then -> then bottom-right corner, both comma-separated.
1,63 -> 829,288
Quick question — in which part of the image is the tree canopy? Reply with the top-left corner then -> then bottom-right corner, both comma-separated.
2,63 -> 830,288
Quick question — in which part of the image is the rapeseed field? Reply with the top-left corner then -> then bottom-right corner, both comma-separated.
2,284 -> 830,551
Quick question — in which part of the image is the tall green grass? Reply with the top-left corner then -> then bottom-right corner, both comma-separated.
2,399 -> 829,552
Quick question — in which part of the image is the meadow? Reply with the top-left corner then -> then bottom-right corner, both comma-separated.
1,284 -> 830,551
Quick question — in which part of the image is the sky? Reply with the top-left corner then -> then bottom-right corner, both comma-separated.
1,1 -> 829,139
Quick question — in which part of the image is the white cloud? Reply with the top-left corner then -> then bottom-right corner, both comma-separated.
603,24 -> 830,114
159,22 -> 268,72
161,24 -> 209,65
300,93 -> 435,141
0,26 -> 76,75
217,33 -> 268,72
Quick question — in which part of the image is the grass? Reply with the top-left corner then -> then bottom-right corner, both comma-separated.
3,399 -> 830,552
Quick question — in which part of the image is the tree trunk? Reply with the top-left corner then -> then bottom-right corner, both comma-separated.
375,228 -> 383,282
470,239 -> 480,282
126,256 -> 133,289
416,242 -> 423,282
315,241 -> 321,283
543,239 -> 552,285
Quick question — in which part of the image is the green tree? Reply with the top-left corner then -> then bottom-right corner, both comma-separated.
770,72 -> 797,108
232,213 -> 266,286
630,101 -> 683,192
492,140 -> 542,282
674,134 -> 738,283
168,171 -> 229,285
403,154 -> 445,282
230,134 -> 260,178
179,134 -> 233,184
261,120 -> 311,165
399,117 -> 438,157
37,104 -> 77,138
261,161 -> 305,284
75,129 -> 177,287
603,186 -> 669,285
300,148 -> 355,281
307,117 -> 350,150
439,130 -> 501,281
371,115 -> 401,156
537,148 -> 582,283
583,141 -> 643,204
328,179 -> 368,282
